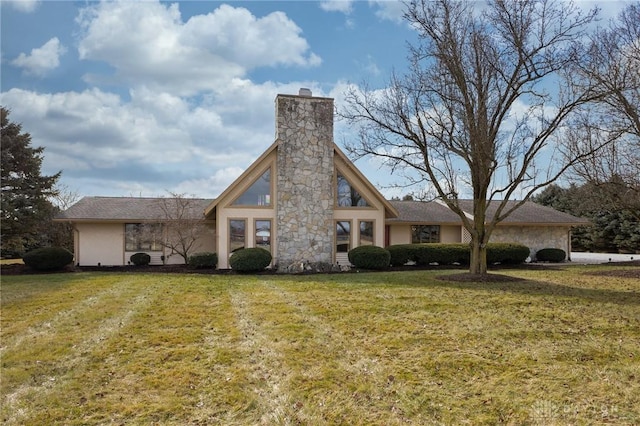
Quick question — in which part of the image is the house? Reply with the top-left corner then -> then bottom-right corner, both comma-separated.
55,90 -> 588,270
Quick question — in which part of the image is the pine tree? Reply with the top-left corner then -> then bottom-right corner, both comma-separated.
1,107 -> 61,257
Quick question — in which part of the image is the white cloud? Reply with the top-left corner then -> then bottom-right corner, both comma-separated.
368,0 -> 406,23
76,1 -> 321,96
0,80 -> 333,198
320,0 -> 354,14
6,0 -> 40,13
11,37 -> 66,76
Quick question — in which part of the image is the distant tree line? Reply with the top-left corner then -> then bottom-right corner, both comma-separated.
533,183 -> 640,253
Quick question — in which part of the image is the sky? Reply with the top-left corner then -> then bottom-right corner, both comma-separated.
0,0 -> 629,202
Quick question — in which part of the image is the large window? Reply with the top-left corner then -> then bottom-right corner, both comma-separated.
359,221 -> 374,246
255,219 -> 271,253
336,221 -> 351,253
229,219 -> 246,253
411,225 -> 440,243
125,223 -> 163,251
336,173 -> 369,207
233,168 -> 271,206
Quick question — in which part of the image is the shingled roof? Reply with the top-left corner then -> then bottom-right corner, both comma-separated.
55,197 -> 214,221
57,196 -> 587,225
455,199 -> 589,225
387,200 -> 463,223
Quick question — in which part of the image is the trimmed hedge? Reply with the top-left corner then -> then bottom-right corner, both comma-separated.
348,246 -> 390,270
536,248 -> 566,262
188,252 -> 218,269
130,252 -> 151,266
387,244 -> 416,266
486,243 -> 530,264
386,242 -> 529,266
23,247 -> 74,271
413,244 -> 470,266
229,248 -> 272,272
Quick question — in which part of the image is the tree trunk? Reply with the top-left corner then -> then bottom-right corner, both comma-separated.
469,238 -> 488,275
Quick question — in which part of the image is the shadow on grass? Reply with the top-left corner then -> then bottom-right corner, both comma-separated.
423,273 -> 640,306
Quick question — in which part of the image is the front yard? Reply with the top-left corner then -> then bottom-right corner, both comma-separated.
1,266 -> 638,425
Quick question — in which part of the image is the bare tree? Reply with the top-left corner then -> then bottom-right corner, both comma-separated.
155,193 -> 210,264
565,4 -> 640,217
47,184 -> 81,252
340,0 -> 603,275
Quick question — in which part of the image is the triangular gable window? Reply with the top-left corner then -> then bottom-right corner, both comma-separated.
336,173 -> 370,207
232,168 -> 271,206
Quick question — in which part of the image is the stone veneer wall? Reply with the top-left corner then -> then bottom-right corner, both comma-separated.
491,226 -> 570,260
275,93 -> 335,272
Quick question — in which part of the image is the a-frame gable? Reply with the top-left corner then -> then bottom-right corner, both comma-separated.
204,141 -> 277,217
333,145 -> 398,218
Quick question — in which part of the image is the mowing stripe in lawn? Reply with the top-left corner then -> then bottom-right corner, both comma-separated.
2,277 -> 163,425
0,277 -> 140,356
229,287 -> 299,425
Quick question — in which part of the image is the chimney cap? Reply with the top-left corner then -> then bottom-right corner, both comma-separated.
298,88 -> 312,97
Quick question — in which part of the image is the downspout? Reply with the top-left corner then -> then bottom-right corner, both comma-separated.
73,224 -> 80,266
567,229 -> 572,262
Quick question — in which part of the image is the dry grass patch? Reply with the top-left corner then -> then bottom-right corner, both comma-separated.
1,266 -> 638,424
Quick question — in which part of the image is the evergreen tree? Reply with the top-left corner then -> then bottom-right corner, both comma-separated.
534,183 -> 640,253
1,107 -> 61,257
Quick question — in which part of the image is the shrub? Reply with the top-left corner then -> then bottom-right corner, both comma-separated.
387,244 -> 416,266
536,248 -> 566,262
188,252 -> 218,269
486,243 -> 530,264
130,252 -> 151,266
412,244 -> 471,266
348,246 -> 390,270
433,244 -> 470,265
22,247 -> 73,271
229,248 -> 272,272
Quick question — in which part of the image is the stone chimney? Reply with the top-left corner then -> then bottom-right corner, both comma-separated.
275,90 -> 335,272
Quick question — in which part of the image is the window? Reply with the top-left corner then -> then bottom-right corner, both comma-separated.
255,219 -> 271,253
229,219 -> 246,252
336,221 -> 351,253
125,223 -> 162,251
336,173 -> 369,207
232,168 -> 271,206
359,221 -> 374,246
411,225 -> 440,243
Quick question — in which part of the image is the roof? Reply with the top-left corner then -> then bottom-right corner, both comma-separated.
387,200 -> 462,223
454,199 -> 589,225
57,196 -> 588,226
55,197 -> 213,221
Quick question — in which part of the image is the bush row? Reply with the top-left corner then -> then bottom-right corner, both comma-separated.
387,243 -> 530,266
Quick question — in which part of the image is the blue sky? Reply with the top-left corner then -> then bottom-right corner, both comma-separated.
1,0 -> 414,200
0,0 -> 628,201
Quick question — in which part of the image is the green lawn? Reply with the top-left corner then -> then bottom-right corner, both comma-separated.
1,266 -> 638,425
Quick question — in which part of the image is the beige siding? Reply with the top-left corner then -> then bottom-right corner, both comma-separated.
387,224 -> 462,245
75,222 -> 217,267
441,225 -> 462,243
75,222 -> 125,266
388,224 -> 412,245
162,222 -> 217,265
